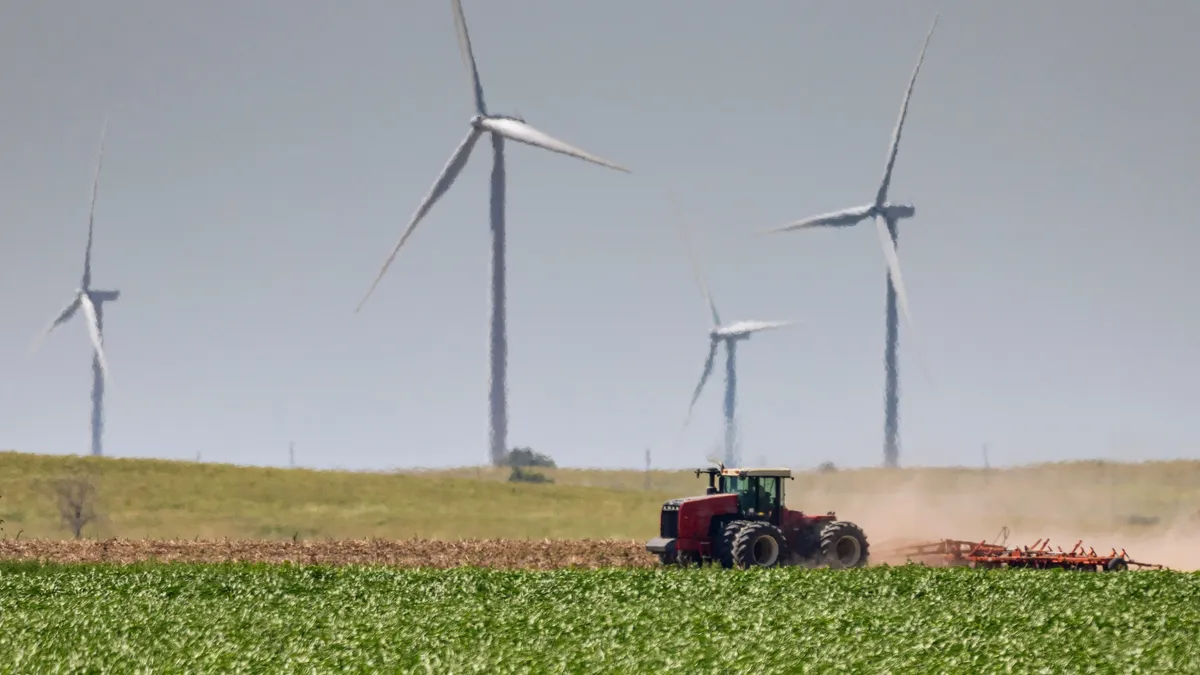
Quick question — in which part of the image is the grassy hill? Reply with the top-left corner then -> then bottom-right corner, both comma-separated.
2,452 -> 1199,556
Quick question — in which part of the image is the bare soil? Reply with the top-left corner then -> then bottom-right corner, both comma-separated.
0,538 -> 661,569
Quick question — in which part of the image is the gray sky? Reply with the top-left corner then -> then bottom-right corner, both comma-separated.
2,1 -> 1197,471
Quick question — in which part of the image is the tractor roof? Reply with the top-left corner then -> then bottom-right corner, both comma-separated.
720,467 -> 793,478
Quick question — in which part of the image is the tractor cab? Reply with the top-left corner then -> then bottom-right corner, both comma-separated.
700,467 -> 793,526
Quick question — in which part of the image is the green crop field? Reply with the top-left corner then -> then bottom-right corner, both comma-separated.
1,562 -> 1198,673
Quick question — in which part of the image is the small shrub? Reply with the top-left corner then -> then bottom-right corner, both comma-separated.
503,447 -> 556,469
508,466 -> 553,484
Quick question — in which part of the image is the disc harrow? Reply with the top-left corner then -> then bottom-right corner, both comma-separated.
888,529 -> 1165,572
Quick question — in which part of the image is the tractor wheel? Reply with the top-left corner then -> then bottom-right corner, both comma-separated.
1105,557 -> 1129,572
819,521 -> 870,569
731,522 -> 788,569
716,520 -> 750,569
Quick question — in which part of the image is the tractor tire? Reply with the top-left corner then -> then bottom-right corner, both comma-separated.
819,520 -> 870,569
716,520 -> 750,569
731,522 -> 788,569
1105,557 -> 1129,572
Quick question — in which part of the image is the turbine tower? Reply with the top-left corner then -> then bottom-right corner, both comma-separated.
356,0 -> 630,467
763,15 -> 938,469
677,204 -> 794,467
35,119 -> 118,457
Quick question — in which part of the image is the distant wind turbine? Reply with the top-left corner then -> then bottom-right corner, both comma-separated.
762,15 -> 939,469
355,0 -> 630,467
677,201 -> 794,467
33,119 -> 119,457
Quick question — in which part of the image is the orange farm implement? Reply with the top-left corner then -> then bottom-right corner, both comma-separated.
889,534 -> 1166,572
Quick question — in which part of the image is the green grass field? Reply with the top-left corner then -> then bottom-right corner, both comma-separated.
2,561 -> 1198,673
2,451 -> 1199,549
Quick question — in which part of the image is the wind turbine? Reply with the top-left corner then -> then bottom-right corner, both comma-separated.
33,119 -> 119,457
761,15 -> 938,469
677,203 -> 794,467
355,0 -> 630,467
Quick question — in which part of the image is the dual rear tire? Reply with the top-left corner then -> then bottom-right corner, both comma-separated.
707,519 -> 871,570
727,521 -> 788,569
819,521 -> 870,569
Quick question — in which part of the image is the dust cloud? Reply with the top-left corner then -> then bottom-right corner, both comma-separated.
794,472 -> 1200,571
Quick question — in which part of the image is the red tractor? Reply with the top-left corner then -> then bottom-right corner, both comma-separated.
645,467 -> 870,569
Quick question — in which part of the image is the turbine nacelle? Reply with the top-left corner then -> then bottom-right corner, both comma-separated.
879,203 -> 916,221
714,320 -> 796,340
470,113 -> 529,130
711,326 -> 755,341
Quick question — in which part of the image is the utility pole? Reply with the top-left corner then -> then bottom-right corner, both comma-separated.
644,448 -> 651,490
289,441 -> 295,468
982,443 -> 990,485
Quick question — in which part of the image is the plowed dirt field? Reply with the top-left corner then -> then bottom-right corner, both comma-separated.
0,538 -> 660,569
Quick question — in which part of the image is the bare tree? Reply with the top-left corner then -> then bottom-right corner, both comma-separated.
52,476 -> 98,539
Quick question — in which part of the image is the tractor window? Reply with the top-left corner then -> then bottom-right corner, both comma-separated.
718,475 -> 781,516
720,475 -> 749,495
719,475 -> 754,513
758,479 -> 779,513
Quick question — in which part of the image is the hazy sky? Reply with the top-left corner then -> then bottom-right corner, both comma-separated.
2,1 -> 1197,472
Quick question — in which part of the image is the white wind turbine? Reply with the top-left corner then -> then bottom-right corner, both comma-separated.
677,201 -> 794,467
32,119 -> 119,457
355,0 -> 631,467
762,15 -> 939,468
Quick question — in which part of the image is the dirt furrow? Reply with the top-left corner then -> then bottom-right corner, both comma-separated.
0,538 -> 661,569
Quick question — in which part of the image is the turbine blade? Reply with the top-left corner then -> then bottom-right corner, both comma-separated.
875,216 -> 938,398
669,190 -> 721,327
875,215 -> 913,333
686,340 -> 719,423
78,294 -> 111,380
451,0 -> 487,115
82,116 -> 109,290
875,13 -> 938,207
480,118 -> 630,173
30,296 -> 82,355
759,205 -> 875,235
356,128 -> 483,312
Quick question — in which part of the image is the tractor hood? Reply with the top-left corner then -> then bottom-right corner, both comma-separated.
669,493 -> 740,516
678,494 -> 736,506
662,494 -> 734,510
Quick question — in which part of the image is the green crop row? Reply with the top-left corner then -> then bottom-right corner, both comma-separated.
2,562 -> 1198,673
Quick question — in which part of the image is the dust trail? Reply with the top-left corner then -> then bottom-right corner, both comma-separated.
795,471 -> 1200,571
